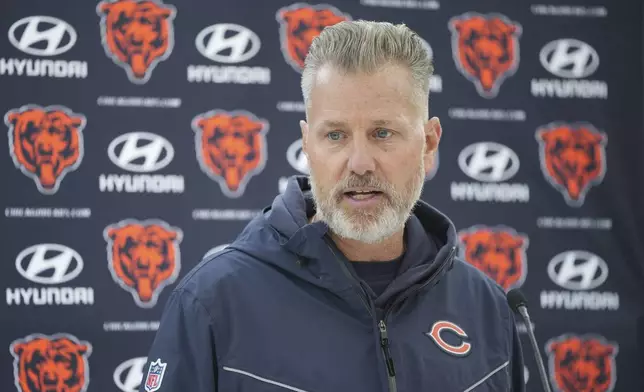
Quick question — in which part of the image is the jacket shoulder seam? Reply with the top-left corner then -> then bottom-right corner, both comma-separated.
173,287 -> 217,326
174,248 -> 237,292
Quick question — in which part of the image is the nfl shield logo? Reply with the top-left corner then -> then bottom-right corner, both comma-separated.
145,358 -> 167,391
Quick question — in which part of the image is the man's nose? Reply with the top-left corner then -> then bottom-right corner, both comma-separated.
347,142 -> 376,175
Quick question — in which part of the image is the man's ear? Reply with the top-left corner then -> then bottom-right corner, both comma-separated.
425,117 -> 441,151
423,117 -> 441,173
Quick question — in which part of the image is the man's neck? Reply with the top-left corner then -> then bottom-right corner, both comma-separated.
329,230 -> 405,262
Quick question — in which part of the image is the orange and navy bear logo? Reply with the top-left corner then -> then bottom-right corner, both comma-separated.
546,334 -> 618,392
10,333 -> 92,392
448,12 -> 522,98
458,225 -> 528,291
104,219 -> 182,308
276,3 -> 351,72
4,105 -> 85,195
192,110 -> 269,198
97,0 -> 176,84
536,122 -> 607,207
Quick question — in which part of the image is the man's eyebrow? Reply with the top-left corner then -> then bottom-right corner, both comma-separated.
372,119 -> 393,127
319,120 -> 348,129
318,119 -> 394,128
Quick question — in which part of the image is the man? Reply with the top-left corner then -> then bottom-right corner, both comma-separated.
140,20 -> 525,392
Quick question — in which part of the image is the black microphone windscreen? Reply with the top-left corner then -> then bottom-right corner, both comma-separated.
506,288 -> 528,312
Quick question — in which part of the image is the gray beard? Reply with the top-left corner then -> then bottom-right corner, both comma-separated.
308,162 -> 425,244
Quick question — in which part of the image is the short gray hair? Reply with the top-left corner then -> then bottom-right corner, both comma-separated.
301,20 -> 434,119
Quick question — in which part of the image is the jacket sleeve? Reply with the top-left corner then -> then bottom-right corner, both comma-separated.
509,312 -> 526,392
139,289 -> 217,392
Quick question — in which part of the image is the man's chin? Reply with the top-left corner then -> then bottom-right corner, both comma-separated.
336,207 -> 382,223
335,223 -> 394,244
323,206 -> 407,244
334,208 -> 389,229
337,197 -> 387,213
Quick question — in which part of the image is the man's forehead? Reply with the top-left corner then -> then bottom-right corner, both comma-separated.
314,63 -> 412,91
308,65 -> 424,123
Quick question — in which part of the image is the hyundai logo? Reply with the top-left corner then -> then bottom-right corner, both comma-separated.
196,23 -> 260,63
547,250 -> 609,290
114,357 -> 147,392
540,38 -> 600,79
458,142 -> 520,182
16,243 -> 83,285
108,132 -> 174,173
8,16 -> 77,56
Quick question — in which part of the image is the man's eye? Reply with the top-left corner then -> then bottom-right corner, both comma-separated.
326,131 -> 343,141
375,129 -> 392,139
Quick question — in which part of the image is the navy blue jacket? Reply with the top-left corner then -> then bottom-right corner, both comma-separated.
140,176 -> 525,392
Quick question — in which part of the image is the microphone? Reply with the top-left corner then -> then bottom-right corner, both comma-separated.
506,289 -> 552,392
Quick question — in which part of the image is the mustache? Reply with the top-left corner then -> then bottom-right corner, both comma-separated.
333,174 -> 394,197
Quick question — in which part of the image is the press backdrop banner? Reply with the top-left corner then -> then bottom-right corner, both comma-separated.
1,1 -> 643,391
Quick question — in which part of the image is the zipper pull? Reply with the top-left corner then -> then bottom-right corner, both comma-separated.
379,320 -> 396,377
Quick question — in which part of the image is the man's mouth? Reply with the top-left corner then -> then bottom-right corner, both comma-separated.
343,188 -> 383,200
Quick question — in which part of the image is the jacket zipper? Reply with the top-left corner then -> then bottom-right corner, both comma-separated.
325,241 -> 396,392
325,240 -> 456,392
379,319 -> 397,392
377,245 -> 456,392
